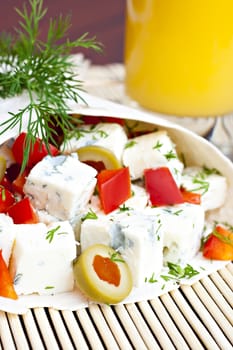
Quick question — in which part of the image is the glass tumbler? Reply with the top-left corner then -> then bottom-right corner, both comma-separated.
124,1 -> 233,158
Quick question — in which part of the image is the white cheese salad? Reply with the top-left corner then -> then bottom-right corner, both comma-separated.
0,115 -> 231,305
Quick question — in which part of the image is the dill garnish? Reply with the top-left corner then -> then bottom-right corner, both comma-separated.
45,225 -> 64,243
81,208 -> 98,222
110,252 -> 125,263
0,0 -> 102,170
161,262 -> 199,282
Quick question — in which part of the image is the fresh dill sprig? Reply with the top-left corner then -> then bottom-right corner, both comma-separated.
45,225 -> 68,243
188,166 -> 221,195
67,126 -> 108,141
164,150 -> 177,160
0,0 -> 102,170
153,140 -> 163,150
145,272 -> 158,283
118,203 -> 132,212
109,251 -> 125,263
81,208 -> 98,222
124,140 -> 137,149
160,262 -> 199,282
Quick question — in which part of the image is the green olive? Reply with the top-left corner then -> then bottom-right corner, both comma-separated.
73,244 -> 133,304
0,156 -> 7,182
76,146 -> 121,170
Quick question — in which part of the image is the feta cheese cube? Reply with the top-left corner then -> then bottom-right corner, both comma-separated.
181,166 -> 227,211
122,130 -> 183,184
61,122 -> 128,162
37,210 -> 60,225
80,214 -> 111,251
0,214 -> 15,266
123,184 -> 148,211
80,212 -> 163,287
10,221 -> 76,295
24,153 -> 97,220
113,214 -> 164,287
145,203 -> 205,263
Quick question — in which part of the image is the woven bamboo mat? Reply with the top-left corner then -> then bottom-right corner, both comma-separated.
0,63 -> 233,350
0,263 -> 232,349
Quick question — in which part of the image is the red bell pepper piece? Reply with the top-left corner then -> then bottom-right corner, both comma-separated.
7,197 -> 39,224
144,167 -> 184,206
97,167 -> 131,214
180,188 -> 201,205
81,115 -> 124,126
0,186 -> 15,213
12,167 -> 30,195
0,250 -> 18,300
0,176 -> 13,192
203,225 -> 233,260
12,132 -> 59,168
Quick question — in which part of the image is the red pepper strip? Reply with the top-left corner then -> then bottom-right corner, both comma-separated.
0,250 -> 18,300
180,188 -> 201,205
144,167 -> 184,206
203,225 -> 233,260
97,167 -> 131,214
7,197 -> 39,224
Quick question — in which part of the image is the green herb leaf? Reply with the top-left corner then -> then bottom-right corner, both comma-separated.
145,272 -> 158,283
81,208 -> 98,222
109,252 -> 125,263
124,140 -> 137,149
153,140 -> 163,150
46,225 -> 61,243
0,0 -> 102,171
68,126 -> 108,141
163,208 -> 183,216
45,285 -> 54,290
164,150 -> 177,160
167,262 -> 199,279
188,166 -> 221,195
161,262 -> 199,281
118,204 -> 132,212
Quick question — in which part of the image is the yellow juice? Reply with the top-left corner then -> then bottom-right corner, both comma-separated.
124,0 -> 233,117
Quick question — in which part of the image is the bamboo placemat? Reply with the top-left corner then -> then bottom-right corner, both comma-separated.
0,63 -> 233,350
0,264 -> 232,349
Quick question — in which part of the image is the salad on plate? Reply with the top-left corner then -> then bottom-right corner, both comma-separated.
1,0 -> 232,315
0,103 -> 233,313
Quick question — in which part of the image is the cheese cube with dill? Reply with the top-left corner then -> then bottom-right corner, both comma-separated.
122,184 -> 149,211
60,122 -> 128,163
9,221 -> 76,295
23,153 -> 97,220
122,130 -> 183,184
80,211 -> 164,287
181,166 -> 227,211
145,202 -> 205,264
0,214 -> 15,266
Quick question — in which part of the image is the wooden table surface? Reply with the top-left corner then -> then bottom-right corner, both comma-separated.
0,0 -> 126,65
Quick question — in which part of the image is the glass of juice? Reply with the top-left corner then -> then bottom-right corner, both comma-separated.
124,0 -> 233,158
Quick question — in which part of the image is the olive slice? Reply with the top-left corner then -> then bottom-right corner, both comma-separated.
73,244 -> 133,304
76,146 -> 121,170
0,156 -> 7,182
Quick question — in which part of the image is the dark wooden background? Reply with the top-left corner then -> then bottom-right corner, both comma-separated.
0,0 -> 126,64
